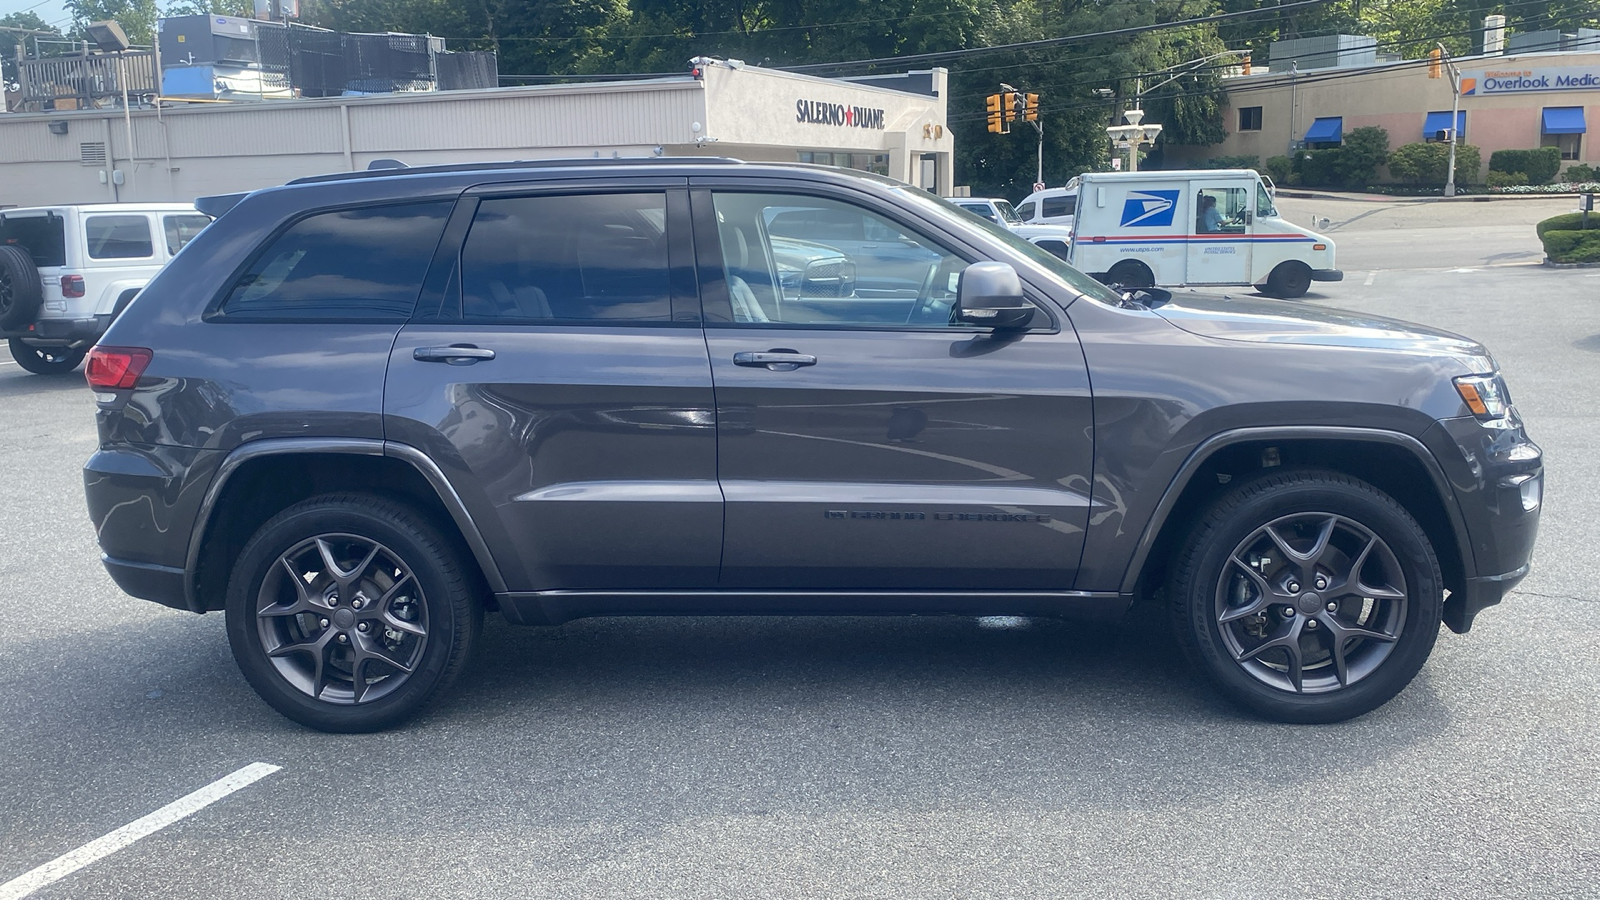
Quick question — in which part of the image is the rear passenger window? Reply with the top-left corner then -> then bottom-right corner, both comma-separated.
458,192 -> 671,323
163,214 -> 211,255
220,202 -> 449,320
85,215 -> 153,259
1041,196 -> 1075,218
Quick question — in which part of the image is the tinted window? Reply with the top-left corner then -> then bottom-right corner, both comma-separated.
1042,196 -> 1075,218
86,215 -> 153,259
163,214 -> 211,255
713,192 -> 987,329
1015,201 -> 1035,220
957,203 -> 996,222
0,213 -> 66,268
222,202 -> 449,320
459,192 -> 671,323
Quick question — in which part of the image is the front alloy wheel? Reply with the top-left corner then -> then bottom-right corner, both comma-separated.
1171,470 -> 1442,723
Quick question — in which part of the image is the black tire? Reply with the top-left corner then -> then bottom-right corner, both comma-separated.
1263,261 -> 1312,299
0,245 -> 44,330
225,493 -> 482,732
1105,260 -> 1155,289
1169,469 -> 1442,724
9,339 -> 86,375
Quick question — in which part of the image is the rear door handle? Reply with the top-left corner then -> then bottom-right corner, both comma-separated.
414,345 -> 496,365
733,350 -> 817,371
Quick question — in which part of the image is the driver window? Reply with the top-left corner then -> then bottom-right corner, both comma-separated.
1255,185 -> 1278,219
1196,187 -> 1249,234
711,192 -> 975,328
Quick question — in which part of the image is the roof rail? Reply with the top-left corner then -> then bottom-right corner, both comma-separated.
287,157 -> 745,186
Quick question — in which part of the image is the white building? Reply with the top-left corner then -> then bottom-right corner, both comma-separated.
0,59 -> 953,207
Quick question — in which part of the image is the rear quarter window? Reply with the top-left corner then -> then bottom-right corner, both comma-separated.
163,214 -> 212,255
219,202 -> 450,321
0,213 -> 67,267
86,215 -> 155,259
1042,196 -> 1076,218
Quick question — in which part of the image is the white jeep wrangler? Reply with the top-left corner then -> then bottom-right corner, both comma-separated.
0,204 -> 210,374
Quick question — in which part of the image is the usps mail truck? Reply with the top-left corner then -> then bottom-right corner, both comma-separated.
1066,170 -> 1341,298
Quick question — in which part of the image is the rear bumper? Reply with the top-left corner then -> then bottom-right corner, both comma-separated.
2,314 -> 112,347
1311,269 -> 1344,282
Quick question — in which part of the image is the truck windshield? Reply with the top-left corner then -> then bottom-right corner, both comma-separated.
0,212 -> 67,268
897,188 -> 1126,308
1256,180 -> 1278,219
992,200 -> 1024,226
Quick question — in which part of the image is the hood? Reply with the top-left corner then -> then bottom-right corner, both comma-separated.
1149,290 -> 1489,359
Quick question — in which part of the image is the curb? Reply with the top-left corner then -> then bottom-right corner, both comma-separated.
1543,257 -> 1600,268
1275,189 -> 1595,203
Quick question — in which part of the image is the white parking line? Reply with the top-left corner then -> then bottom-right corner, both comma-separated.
0,763 -> 280,900
1363,271 -> 1377,286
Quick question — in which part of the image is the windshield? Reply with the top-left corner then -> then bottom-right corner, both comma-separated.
0,212 -> 67,268
894,188 -> 1126,307
992,200 -> 1023,226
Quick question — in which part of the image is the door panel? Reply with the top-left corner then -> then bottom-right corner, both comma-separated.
384,186 -> 721,591
1186,181 -> 1253,284
706,328 -> 1095,589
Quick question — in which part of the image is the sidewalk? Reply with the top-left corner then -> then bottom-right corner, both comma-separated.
1275,187 -> 1592,203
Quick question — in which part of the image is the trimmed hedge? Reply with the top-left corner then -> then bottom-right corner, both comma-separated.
1539,208 -> 1600,263
1386,141 -> 1482,185
1489,148 -> 1562,185
1195,154 -> 1261,170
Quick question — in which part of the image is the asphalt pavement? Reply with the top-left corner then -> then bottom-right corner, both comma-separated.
1,197 -> 1596,898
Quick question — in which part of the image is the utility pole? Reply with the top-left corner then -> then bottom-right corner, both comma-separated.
1435,43 -> 1462,197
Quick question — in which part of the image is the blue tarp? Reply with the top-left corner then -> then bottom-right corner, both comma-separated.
1542,107 -> 1587,135
1303,117 -> 1343,143
1423,110 -> 1466,138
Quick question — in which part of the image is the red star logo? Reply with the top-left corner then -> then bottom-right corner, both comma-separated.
845,107 -> 854,125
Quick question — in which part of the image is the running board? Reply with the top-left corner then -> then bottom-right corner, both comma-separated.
495,589 -> 1131,627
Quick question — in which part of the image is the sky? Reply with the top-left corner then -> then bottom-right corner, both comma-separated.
4,0 -> 79,36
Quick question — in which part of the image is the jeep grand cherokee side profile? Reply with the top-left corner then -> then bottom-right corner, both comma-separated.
83,159 -> 1542,732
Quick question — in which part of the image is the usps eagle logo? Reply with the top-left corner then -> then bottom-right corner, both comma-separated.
1118,190 -> 1181,227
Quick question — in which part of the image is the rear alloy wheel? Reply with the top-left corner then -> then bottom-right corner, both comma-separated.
9,339 -> 86,375
1263,261 -> 1313,299
226,494 -> 480,732
1170,470 -> 1442,723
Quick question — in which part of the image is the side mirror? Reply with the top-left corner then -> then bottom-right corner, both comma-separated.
955,262 -> 1032,329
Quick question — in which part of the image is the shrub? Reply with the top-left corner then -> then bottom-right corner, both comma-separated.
1336,126 -> 1389,188
1196,154 -> 1260,170
1537,212 -> 1600,237
1488,148 -> 1562,185
1265,155 -> 1293,184
1487,170 -> 1528,188
1387,142 -> 1482,185
1541,230 -> 1600,263
1563,163 -> 1598,183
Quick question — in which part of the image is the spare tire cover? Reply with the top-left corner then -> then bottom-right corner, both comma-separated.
0,244 -> 44,330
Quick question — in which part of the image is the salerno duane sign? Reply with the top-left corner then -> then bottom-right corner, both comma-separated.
796,98 -> 886,130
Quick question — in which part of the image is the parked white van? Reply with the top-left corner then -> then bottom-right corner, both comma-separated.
945,197 -> 1074,259
1015,181 -> 1079,228
1066,170 -> 1341,298
0,203 -> 210,373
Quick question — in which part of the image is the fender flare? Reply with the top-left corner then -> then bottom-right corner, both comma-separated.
183,437 -> 508,612
1118,425 -> 1474,595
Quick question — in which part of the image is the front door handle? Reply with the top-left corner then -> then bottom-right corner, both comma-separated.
733,350 -> 817,371
414,344 -> 496,365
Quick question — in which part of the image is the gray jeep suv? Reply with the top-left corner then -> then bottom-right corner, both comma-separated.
83,159 -> 1542,732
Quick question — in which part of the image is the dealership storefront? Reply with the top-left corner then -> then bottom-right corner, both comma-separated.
0,59 -> 952,207
1168,47 -> 1597,179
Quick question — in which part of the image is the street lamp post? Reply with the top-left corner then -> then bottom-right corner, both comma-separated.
1438,42 -> 1462,198
1106,107 -> 1162,173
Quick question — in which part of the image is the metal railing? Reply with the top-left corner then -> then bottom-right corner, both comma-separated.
17,51 -> 158,112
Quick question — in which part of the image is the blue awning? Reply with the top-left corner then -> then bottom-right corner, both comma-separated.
1303,117 -> 1343,143
1542,107 -> 1587,135
1423,110 -> 1466,138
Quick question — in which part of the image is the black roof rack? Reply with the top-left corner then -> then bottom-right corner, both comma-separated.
287,156 -> 745,186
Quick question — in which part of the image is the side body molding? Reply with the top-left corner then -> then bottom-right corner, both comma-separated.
184,438 -> 508,612
1118,425 -> 1475,595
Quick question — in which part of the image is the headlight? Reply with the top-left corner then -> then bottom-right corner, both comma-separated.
1454,373 -> 1510,420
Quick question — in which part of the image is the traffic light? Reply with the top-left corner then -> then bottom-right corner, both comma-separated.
1002,91 -> 1018,123
1241,54 -> 1251,76
1012,92 -> 1027,122
1428,48 -> 1441,79
986,93 -> 1006,133
1024,93 -> 1039,122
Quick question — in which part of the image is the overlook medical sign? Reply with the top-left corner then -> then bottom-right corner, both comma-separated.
796,99 -> 887,129
1463,65 -> 1600,95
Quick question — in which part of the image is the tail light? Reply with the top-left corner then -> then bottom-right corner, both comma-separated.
85,346 -> 153,390
60,275 -> 85,298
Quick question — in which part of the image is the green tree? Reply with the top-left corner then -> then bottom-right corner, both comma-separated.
63,0 -> 161,46
1,12 -> 62,62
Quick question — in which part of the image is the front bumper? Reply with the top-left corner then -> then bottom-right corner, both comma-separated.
1311,269 -> 1344,282
2,314 -> 113,348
